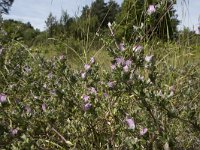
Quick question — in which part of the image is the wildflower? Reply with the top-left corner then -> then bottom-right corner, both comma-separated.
145,55 -> 153,63
0,93 -> 7,103
82,95 -> 90,102
42,103 -> 47,111
84,64 -> 91,71
84,103 -> 92,111
107,81 -> 115,88
126,117 -> 135,130
103,93 -> 109,97
10,128 -> 18,136
90,87 -> 97,95
147,5 -> 156,15
133,45 -> 143,53
81,72 -> 86,79
125,60 -> 132,66
119,43 -> 125,51
123,65 -> 129,73
111,64 -> 116,70
90,57 -> 95,64
140,127 -> 148,136
115,57 -> 125,65
24,66 -> 31,74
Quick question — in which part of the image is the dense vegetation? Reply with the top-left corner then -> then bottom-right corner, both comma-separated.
0,0 -> 200,149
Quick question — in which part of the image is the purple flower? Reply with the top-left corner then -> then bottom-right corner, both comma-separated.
89,87 -> 97,95
140,128 -> 148,136
0,93 -> 7,103
84,64 -> 91,71
119,43 -> 125,51
125,60 -> 132,66
123,65 -> 129,73
103,93 -> 109,97
84,103 -> 92,111
24,66 -> 31,73
90,57 -> 95,64
82,95 -> 90,102
147,5 -> 156,15
126,117 -> 135,130
145,55 -> 153,63
81,72 -> 86,79
42,103 -> 47,111
115,57 -> 125,65
10,128 -> 18,136
133,45 -> 143,53
107,81 -> 115,88
111,64 -> 116,70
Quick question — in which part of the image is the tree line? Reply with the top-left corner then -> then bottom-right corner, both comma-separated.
0,0 -> 199,47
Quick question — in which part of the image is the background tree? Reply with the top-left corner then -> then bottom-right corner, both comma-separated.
116,0 -> 145,42
0,0 -> 14,14
116,0 -> 179,42
106,0 -> 120,24
45,12 -> 57,37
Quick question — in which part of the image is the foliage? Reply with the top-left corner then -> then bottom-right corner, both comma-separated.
116,0 -> 179,42
0,0 -> 14,14
0,19 -> 40,46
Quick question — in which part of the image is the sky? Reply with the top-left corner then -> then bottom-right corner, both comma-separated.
2,0 -> 200,33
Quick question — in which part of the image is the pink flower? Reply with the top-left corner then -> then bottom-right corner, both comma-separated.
89,87 -> 97,95
147,5 -> 156,15
123,65 -> 129,72
126,117 -> 135,130
133,45 -> 143,53
10,128 -> 18,136
81,72 -> 86,79
140,127 -> 148,135
125,60 -> 132,66
84,64 -> 91,71
0,93 -> 7,103
119,43 -> 125,51
145,55 -> 153,63
82,95 -> 90,102
107,81 -> 115,88
84,103 -> 92,111
90,57 -> 95,64
111,64 -> 116,70
115,57 -> 125,65
42,103 -> 47,111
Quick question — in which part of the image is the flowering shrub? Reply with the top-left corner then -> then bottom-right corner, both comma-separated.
0,3 -> 199,150
0,35 -> 199,149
